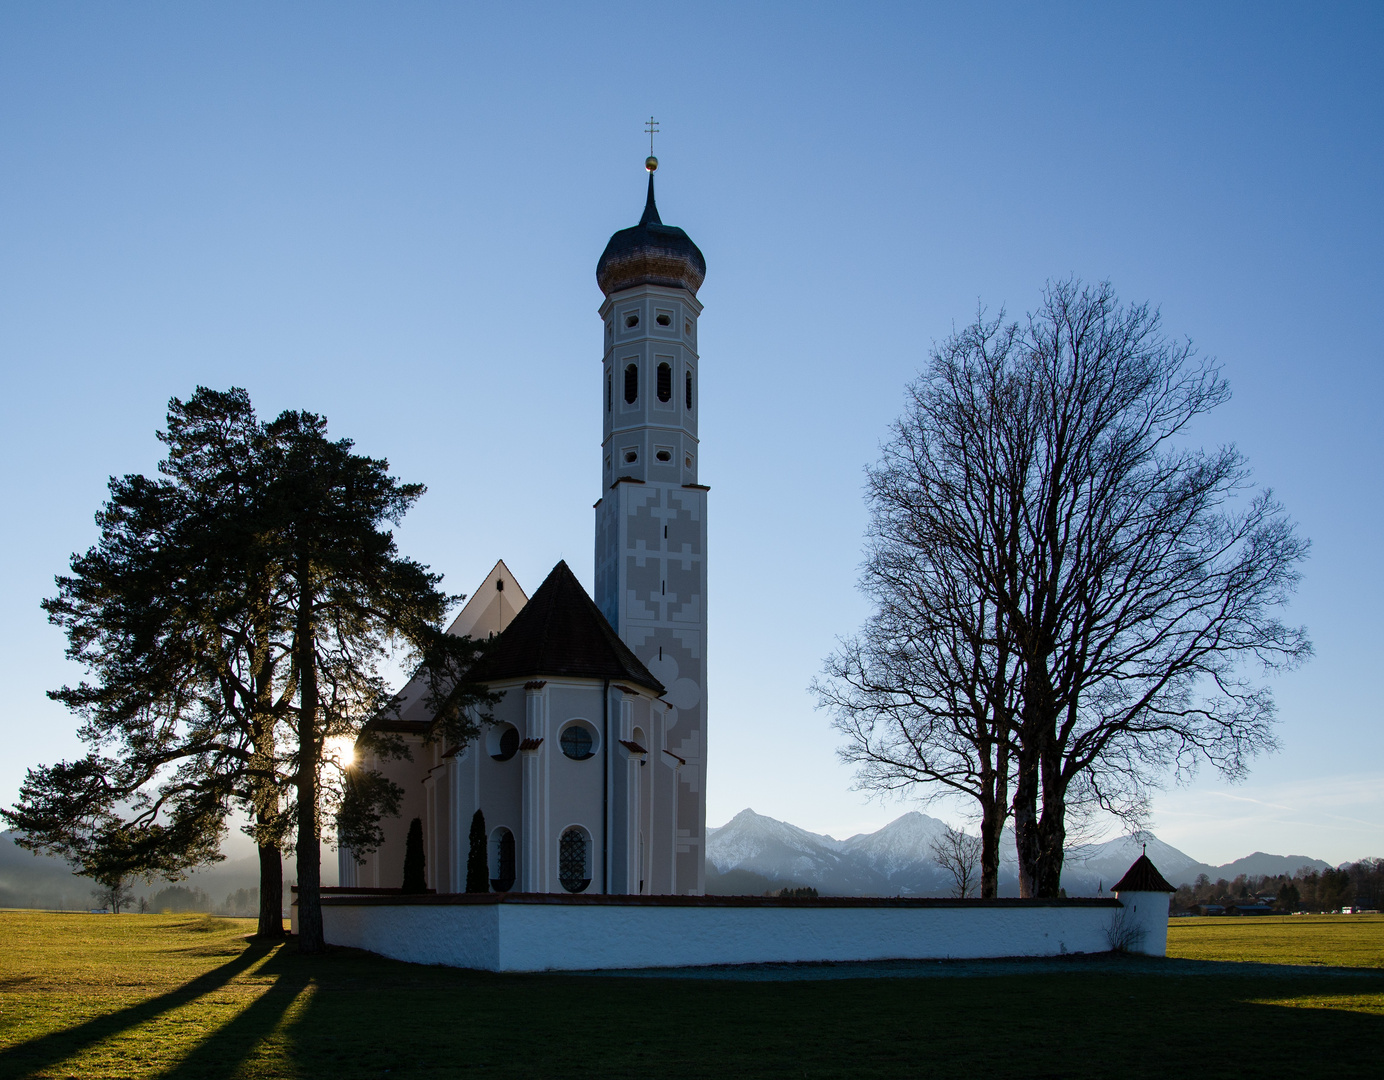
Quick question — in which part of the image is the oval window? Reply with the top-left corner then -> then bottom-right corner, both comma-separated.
560,723 -> 595,760
624,449 -> 637,464
625,313 -> 639,328
656,313 -> 671,326
656,449 -> 671,462
624,363 -> 638,404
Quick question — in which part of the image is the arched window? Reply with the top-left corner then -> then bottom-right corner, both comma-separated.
657,362 -> 672,402
624,363 -> 638,404
685,369 -> 693,410
606,373 -> 611,412
560,722 -> 595,760
489,828 -> 515,892
559,827 -> 591,893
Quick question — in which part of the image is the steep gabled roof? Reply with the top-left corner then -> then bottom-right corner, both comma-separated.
465,561 -> 664,695
1111,854 -> 1177,893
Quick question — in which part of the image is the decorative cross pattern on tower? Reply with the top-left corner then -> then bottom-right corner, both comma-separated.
645,116 -> 659,156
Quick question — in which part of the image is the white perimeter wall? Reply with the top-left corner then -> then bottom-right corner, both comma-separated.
320,894 -> 1170,973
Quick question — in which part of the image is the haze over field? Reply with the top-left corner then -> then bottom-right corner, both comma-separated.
1,821 -> 1336,910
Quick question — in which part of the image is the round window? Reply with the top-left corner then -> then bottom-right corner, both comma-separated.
560,723 -> 595,760
487,723 -> 519,761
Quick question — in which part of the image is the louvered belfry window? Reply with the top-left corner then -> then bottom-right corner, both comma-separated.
657,362 -> 672,402
685,369 -> 693,410
559,828 -> 590,893
624,363 -> 638,404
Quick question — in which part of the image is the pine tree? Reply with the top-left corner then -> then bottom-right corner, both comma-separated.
402,818 -> 426,893
4,389 -> 292,938
5,386 -> 496,953
465,809 -> 488,893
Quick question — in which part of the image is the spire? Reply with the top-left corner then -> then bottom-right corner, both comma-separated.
640,171 -> 662,227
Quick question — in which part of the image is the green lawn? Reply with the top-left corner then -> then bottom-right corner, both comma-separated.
0,910 -> 1380,1079
1168,913 -> 1384,968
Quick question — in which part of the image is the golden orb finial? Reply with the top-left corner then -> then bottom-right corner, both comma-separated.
646,155 -> 658,172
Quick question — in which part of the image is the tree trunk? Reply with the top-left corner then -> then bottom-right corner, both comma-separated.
1011,747 -> 1040,899
1034,802 -> 1067,898
251,577 -> 285,940
978,799 -> 1005,900
256,842 -> 284,939
1032,749 -> 1068,897
294,556 -> 324,954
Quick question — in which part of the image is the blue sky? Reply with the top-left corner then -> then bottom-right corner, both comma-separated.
1,3 -> 1379,865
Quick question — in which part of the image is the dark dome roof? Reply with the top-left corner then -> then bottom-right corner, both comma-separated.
465,561 -> 664,694
597,174 -> 705,298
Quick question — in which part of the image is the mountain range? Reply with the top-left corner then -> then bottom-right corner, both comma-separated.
705,809 -> 1334,897
2,818 -> 1336,907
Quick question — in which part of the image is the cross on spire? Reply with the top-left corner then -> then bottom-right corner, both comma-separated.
645,116 -> 659,156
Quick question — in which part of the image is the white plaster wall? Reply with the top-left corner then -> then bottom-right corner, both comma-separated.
1115,891 -> 1171,954
322,899 -> 1163,973
324,903 -> 500,970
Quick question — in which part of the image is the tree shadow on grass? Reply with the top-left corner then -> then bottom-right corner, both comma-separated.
262,962 -> 1384,1079
0,939 -> 280,1078
148,954 -> 314,1080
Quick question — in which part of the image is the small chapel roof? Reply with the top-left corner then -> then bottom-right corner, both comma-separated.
1111,854 -> 1177,893
596,170 -> 706,298
465,561 -> 665,695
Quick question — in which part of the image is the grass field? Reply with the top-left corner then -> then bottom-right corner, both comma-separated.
0,911 -> 1380,1079
1168,913 -> 1384,968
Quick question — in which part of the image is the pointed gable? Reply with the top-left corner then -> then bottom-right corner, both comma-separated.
466,561 -> 665,695
1111,854 -> 1177,893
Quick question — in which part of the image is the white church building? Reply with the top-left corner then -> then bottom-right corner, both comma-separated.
320,158 -> 1176,972
340,159 -> 709,897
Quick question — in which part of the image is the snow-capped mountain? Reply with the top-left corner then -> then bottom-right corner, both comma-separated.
704,809 -> 1333,897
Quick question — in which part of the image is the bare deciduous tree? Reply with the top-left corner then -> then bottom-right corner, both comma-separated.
814,314 -> 1027,899
929,824 -> 983,899
91,876 -> 134,914
820,279 -> 1311,898
1003,280 -> 1310,896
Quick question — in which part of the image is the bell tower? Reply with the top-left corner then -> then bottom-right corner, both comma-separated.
594,154 -> 708,894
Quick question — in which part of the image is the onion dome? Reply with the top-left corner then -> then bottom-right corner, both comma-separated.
597,170 -> 706,298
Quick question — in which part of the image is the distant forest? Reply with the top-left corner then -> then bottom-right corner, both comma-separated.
1172,858 -> 1381,913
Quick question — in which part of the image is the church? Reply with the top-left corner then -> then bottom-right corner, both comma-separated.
322,155 -> 1176,972
339,156 -> 710,896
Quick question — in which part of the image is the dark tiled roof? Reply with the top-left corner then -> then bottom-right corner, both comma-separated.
619,740 -> 648,755
518,737 -> 544,752
1111,854 -> 1176,893
596,174 -> 706,298
465,561 -> 665,695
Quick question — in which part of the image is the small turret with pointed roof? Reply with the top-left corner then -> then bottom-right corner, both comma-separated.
1111,852 -> 1177,893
